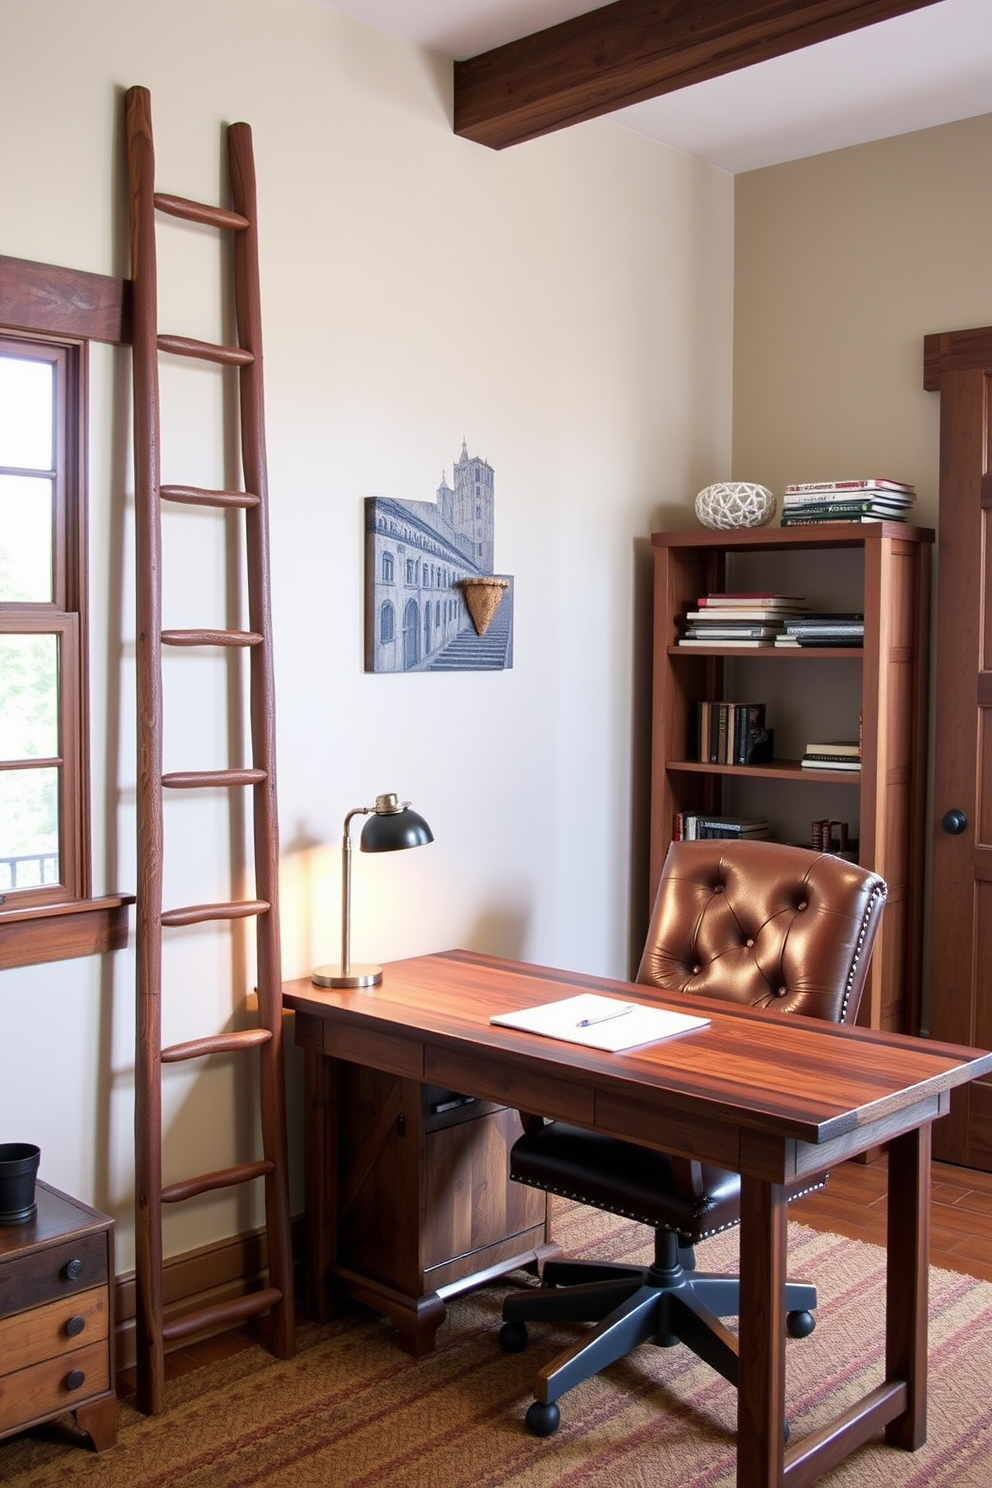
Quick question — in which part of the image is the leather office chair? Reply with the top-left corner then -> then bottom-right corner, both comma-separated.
499,838 -> 887,1436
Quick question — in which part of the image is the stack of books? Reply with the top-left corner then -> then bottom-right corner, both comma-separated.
679,592 -> 806,647
780,479 -> 916,526
697,701 -> 773,765
776,613 -> 864,648
800,741 -> 861,773
673,813 -> 771,841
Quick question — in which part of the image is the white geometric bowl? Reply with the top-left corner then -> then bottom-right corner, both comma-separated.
694,482 -> 776,530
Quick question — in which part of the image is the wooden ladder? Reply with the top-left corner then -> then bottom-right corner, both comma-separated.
125,85 -> 294,1414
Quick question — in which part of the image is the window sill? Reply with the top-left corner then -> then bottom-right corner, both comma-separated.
0,896 -> 134,970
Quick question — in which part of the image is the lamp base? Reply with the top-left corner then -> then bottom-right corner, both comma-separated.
311,963 -> 383,989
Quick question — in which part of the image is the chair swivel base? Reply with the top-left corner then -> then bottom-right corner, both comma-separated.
500,1249 -> 816,1436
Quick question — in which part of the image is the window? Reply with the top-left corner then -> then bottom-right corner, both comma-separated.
0,252 -> 131,968
381,551 -> 394,583
380,601 -> 395,644
1,336 -> 86,909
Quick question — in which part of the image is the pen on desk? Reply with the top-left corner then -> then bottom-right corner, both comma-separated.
577,1003 -> 635,1028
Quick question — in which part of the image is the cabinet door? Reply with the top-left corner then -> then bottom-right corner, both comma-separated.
925,335 -> 992,1170
423,1106 -> 543,1275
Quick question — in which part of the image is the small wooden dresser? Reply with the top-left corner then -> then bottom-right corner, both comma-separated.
0,1181 -> 116,1450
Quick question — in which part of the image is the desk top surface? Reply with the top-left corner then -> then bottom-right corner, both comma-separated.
284,948 -> 992,1153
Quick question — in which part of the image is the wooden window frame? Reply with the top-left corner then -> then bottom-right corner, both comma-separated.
0,253 -> 132,968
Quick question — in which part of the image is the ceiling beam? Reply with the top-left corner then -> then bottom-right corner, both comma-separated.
453,0 -> 945,150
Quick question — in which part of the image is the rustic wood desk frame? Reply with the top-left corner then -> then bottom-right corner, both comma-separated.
284,949 -> 992,1488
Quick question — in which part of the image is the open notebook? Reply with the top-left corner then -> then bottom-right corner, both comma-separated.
489,992 -> 709,1052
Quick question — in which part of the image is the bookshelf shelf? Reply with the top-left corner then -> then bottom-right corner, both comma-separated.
649,523 -> 933,1034
666,758 -> 861,783
667,644 -> 864,659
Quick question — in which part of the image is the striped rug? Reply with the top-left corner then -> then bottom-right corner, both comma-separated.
3,1203 -> 992,1487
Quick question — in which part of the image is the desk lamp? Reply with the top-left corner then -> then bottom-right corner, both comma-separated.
311,792 -> 433,989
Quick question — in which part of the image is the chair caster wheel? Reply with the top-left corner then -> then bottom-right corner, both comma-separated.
499,1320 -> 529,1352
787,1309 -> 815,1338
525,1401 -> 561,1437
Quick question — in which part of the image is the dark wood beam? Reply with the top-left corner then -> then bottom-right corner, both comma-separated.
0,253 -> 129,343
454,0 -> 945,150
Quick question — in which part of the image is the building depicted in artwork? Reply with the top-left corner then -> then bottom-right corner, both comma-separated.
365,442 -> 513,673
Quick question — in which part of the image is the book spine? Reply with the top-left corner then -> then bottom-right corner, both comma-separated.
781,514 -> 896,526
784,480 -> 913,494
781,500 -> 910,516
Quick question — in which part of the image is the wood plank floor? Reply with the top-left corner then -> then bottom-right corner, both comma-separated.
116,1156 -> 992,1398
791,1153 -> 992,1284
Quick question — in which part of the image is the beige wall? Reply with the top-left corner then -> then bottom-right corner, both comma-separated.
733,113 -> 992,1026
0,0 -> 733,1267
733,113 -> 992,530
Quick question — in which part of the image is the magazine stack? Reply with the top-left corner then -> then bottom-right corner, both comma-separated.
775,613 -> 864,648
800,741 -> 861,773
780,479 -> 915,526
679,591 -> 806,647
672,813 -> 771,841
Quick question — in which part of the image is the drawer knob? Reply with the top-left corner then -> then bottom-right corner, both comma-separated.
65,1314 -> 86,1338
64,1258 -> 85,1281
64,1368 -> 86,1391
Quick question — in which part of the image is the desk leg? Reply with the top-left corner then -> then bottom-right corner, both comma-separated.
303,1047 -> 340,1322
884,1123 -> 931,1450
737,1173 -> 787,1488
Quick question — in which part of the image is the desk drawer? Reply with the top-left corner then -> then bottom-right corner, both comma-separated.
0,1285 -> 109,1374
0,1232 -> 108,1321
0,1338 -> 110,1436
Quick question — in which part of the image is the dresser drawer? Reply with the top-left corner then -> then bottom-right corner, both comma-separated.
0,1339 -> 110,1435
0,1285 -> 109,1374
0,1231 -> 108,1321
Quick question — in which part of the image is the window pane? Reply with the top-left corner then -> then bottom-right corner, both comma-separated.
0,473 -> 54,601
0,766 -> 60,890
0,633 -> 59,760
0,354 -> 53,469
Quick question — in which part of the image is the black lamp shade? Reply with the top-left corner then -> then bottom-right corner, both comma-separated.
359,806 -> 434,853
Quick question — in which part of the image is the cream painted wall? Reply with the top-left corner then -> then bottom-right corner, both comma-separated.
733,113 -> 992,530
733,113 -> 992,1028
0,0 -> 733,1269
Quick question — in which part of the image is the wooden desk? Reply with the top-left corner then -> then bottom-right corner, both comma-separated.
284,948 -> 992,1488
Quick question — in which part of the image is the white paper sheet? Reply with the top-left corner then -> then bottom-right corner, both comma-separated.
489,992 -> 709,1052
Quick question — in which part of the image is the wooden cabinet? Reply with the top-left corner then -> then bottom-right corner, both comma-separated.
0,1182 -> 116,1450
649,522 -> 933,1034
296,1028 -> 555,1356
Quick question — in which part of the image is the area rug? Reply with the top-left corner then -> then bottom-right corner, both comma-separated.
3,1204 -> 991,1487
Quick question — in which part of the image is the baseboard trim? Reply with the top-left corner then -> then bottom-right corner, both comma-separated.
113,1215 -> 305,1373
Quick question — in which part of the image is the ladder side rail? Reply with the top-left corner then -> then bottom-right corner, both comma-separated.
124,82 -> 167,1418
228,120 -> 295,1360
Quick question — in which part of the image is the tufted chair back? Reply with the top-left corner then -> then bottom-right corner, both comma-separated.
636,838 -> 886,1026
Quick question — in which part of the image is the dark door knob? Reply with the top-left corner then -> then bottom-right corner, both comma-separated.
65,1314 -> 86,1338
64,1369 -> 86,1391
941,809 -> 968,835
64,1258 -> 85,1280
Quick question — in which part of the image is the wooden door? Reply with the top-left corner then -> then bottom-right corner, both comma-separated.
924,328 -> 992,1169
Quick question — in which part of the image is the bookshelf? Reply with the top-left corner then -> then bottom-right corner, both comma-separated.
649,522 -> 933,1034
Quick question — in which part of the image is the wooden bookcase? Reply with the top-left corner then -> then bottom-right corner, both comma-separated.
649,522 -> 933,1034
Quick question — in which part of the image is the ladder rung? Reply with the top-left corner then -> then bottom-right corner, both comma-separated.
154,191 -> 249,232
161,899 -> 269,927
157,332 -> 253,367
163,768 -> 267,789
162,628 -> 262,647
162,1158 -> 274,1205
161,484 -> 260,509
161,1287 -> 284,1344
162,1029 -> 272,1063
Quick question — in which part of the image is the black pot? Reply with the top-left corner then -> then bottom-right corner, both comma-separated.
0,1143 -> 41,1224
